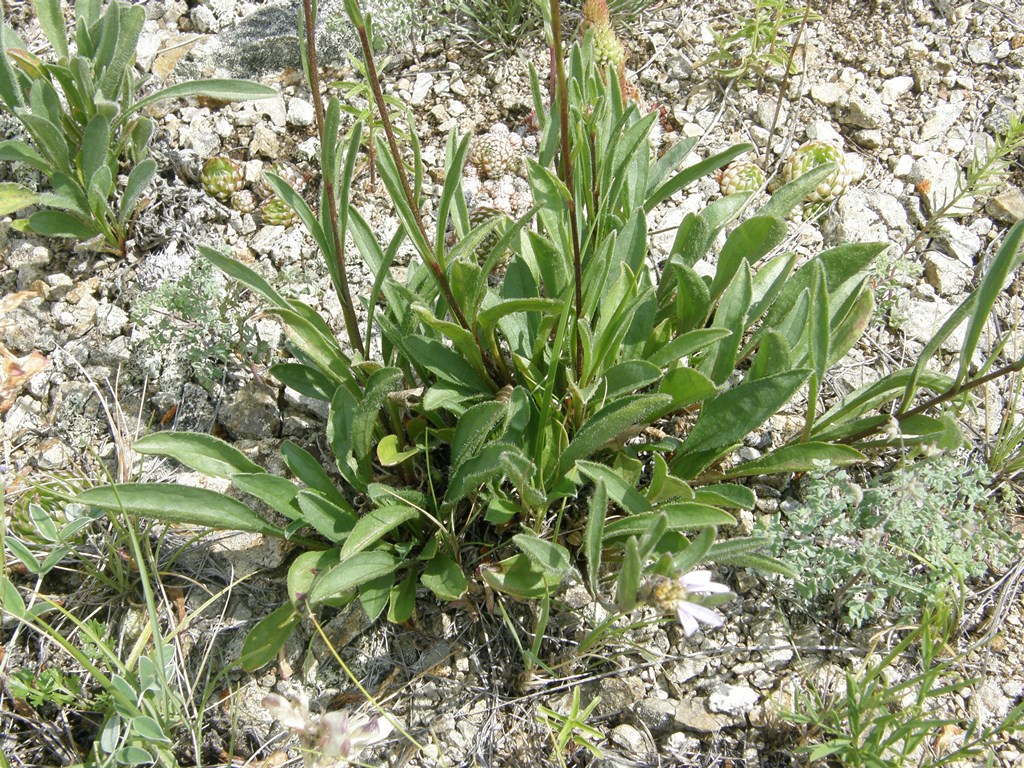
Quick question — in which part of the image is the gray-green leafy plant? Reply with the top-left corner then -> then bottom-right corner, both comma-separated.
537,687 -> 605,762
0,0 -> 276,254
760,455 -> 1016,627
78,0 -> 1024,670
786,602 -> 1024,767
130,257 -> 272,390
697,0 -> 819,86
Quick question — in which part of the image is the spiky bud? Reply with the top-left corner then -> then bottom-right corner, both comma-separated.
259,197 -> 299,227
230,189 -> 257,214
592,24 -> 626,72
254,161 -> 306,199
780,140 -> 853,205
470,125 -> 523,180
716,160 -> 766,196
200,156 -> 244,201
583,0 -> 611,27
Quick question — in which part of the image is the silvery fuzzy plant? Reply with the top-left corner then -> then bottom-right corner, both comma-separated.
81,0 -> 1024,670
0,0 -> 276,254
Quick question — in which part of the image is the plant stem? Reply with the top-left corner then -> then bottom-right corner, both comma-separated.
838,354 -> 1024,445
550,0 -> 585,376
346,3 -> 473,335
301,0 -> 364,353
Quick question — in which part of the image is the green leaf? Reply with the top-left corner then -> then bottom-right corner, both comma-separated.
659,366 -> 717,410
352,367 -> 403,464
376,434 -> 420,466
240,603 -> 302,671
288,549 -> 341,605
231,473 -> 300,519
720,443 -> 865,479
32,0 -> 67,63
340,505 -> 418,560
281,441 -> 349,509
388,570 -> 418,623
0,140 -> 49,173
115,746 -> 153,766
129,79 -> 278,117
272,364 -> 336,404
78,115 -> 111,189
584,480 -> 607,594
601,359 -> 662,399
558,394 -> 673,476
615,537 -> 641,611
677,369 -> 810,457
513,534 -> 571,577
359,574 -> 393,622
119,158 -> 156,224
0,182 -> 39,215
480,553 -> 564,599
28,209 -> 100,240
692,484 -> 756,509
577,460 -> 653,515
295,491 -> 356,542
748,331 -> 792,381
421,553 -> 468,601
77,485 -> 282,537
603,504 -> 736,540
672,527 -> 716,574
957,219 -> 1024,386
198,245 -> 289,307
309,551 -> 401,606
647,329 -> 731,368
711,216 -> 787,300
134,432 -> 263,478
405,335 -> 490,393
450,400 -> 506,474
130,716 -> 170,744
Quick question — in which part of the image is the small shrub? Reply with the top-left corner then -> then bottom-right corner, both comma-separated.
761,455 -> 1017,627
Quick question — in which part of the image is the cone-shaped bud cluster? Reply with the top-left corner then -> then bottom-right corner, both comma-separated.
260,197 -> 299,227
781,140 -> 853,205
583,0 -> 626,73
470,124 -> 523,179
200,156 -> 244,201
716,159 -> 766,196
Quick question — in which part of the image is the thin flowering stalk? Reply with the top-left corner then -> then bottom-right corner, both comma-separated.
341,0 -> 503,388
300,0 -> 363,354
548,0 -> 585,377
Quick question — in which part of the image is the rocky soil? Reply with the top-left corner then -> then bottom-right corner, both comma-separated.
3,0 -> 1024,766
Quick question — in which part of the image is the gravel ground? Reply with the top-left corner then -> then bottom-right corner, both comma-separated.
2,0 -> 1024,766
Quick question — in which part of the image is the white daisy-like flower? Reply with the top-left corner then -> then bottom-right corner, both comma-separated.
644,570 -> 731,637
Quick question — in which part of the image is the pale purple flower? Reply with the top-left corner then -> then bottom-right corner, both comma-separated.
643,570 -> 731,637
263,693 -> 392,766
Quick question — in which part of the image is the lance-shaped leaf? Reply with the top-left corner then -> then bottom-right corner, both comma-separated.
134,431 -> 264,478
78,485 -> 283,537
308,550 -> 401,607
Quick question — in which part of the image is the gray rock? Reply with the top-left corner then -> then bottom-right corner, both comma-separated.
923,251 -> 972,296
810,81 -> 847,107
934,220 -> 982,263
411,73 -> 433,107
249,122 -> 280,158
708,683 -> 759,716
219,381 -> 280,439
180,115 -> 222,157
673,699 -> 731,733
881,75 -> 914,104
2,305 -> 52,354
191,4 -> 220,32
609,723 -> 655,757
895,296 -> 965,351
594,677 -> 645,715
910,153 -> 972,216
987,187 -> 1024,223
967,39 -> 993,65
634,697 -> 677,735
919,101 -> 965,142
95,302 -> 129,337
836,84 -> 886,130
827,188 -> 907,245
286,97 -> 316,128
7,242 -> 50,270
